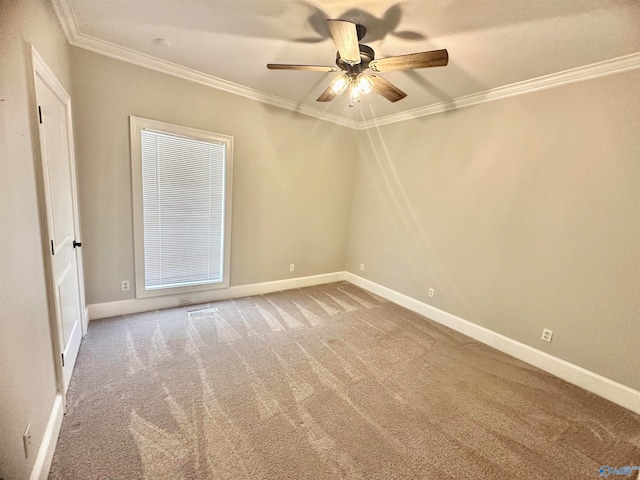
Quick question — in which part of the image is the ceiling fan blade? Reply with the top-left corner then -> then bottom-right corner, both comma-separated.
316,85 -> 338,102
370,75 -> 407,102
369,49 -> 448,72
267,64 -> 338,72
327,19 -> 360,65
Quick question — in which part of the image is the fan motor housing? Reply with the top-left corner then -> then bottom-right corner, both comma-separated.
336,44 -> 375,75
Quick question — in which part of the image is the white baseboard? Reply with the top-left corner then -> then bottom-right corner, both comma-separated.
88,271 -> 347,320
345,272 -> 640,416
30,392 -> 64,480
83,306 -> 89,335
87,270 -> 640,415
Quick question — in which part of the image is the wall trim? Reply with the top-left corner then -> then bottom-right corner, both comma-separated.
87,271 -> 347,320
52,0 -> 640,131
345,272 -> 640,416
87,269 -> 640,414
29,393 -> 64,480
83,306 -> 89,335
50,0 -> 359,130
359,52 -> 640,129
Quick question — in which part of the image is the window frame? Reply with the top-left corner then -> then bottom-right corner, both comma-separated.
130,116 -> 233,299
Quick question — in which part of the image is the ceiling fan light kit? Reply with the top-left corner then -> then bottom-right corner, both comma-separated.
267,19 -> 448,106
330,72 -> 374,106
330,73 -> 350,95
356,73 -> 374,95
348,81 -> 363,106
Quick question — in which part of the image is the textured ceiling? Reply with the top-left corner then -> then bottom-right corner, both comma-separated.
54,0 -> 640,125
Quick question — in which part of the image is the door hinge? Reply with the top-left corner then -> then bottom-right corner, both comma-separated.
38,106 -> 42,124
61,353 -> 65,367
50,240 -> 55,255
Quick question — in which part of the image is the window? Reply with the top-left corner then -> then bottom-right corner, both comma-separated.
130,117 -> 233,298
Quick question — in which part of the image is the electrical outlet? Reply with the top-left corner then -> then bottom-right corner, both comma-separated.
541,328 -> 553,343
121,280 -> 130,291
359,264 -> 365,272
428,288 -> 435,298
23,424 -> 32,458
289,263 -> 295,272
179,297 -> 192,306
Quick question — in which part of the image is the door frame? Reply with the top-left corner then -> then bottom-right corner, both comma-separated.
31,46 -> 87,396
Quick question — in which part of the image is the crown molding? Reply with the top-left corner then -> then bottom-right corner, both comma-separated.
50,0 -> 78,40
53,0 -> 640,132
359,52 -> 640,130
75,34 -> 360,129
51,0 -> 360,130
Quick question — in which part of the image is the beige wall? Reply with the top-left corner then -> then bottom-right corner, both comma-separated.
0,0 -> 73,478
70,48 -> 357,305
347,70 -> 640,390
1,5 -> 638,476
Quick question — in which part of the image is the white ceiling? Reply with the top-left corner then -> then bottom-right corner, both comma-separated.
53,0 -> 640,126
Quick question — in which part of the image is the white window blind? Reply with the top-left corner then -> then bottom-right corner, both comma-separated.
140,129 -> 226,290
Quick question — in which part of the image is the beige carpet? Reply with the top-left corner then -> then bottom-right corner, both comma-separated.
49,282 -> 640,479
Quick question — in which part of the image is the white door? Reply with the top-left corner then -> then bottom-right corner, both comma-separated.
33,51 -> 85,395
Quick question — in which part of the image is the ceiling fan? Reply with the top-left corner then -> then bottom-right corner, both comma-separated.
267,19 -> 448,107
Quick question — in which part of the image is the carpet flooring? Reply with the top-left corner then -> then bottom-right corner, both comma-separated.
49,282 -> 640,479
